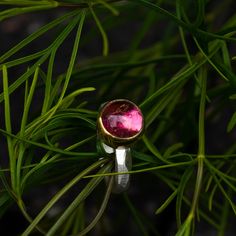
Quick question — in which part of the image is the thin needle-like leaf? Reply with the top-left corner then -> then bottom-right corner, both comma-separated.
21,159 -> 110,236
155,189 -> 177,215
16,67 -> 39,195
89,3 -> 109,56
2,65 -> 16,189
77,176 -> 113,236
0,10 -> 79,63
46,163 -> 112,236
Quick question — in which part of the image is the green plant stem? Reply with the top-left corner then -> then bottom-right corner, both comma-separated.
46,163 -> 112,236
18,198 -> 46,235
130,0 -> 236,42
76,176 -> 113,236
41,50 -> 56,114
40,10 -> 86,124
89,3 -> 109,56
0,1 -> 58,6
176,167 -> 193,228
15,67 -> 39,195
0,3 -> 58,21
21,159 -> 109,236
0,9 -> 79,64
97,0 -> 119,16
2,65 -> 16,190
0,128 -> 97,159
176,0 -> 199,84
176,66 -> 207,235
194,38 -> 229,82
83,161 -> 194,179
190,66 -> 207,225
218,189 -> 231,236
124,193 -> 149,236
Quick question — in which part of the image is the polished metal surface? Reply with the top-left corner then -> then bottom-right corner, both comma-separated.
101,143 -> 131,193
101,142 -> 114,154
113,146 -> 131,193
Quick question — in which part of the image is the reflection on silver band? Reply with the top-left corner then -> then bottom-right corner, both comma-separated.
114,146 -> 131,193
101,142 -> 114,154
101,143 -> 131,193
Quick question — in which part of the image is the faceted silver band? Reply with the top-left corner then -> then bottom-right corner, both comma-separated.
114,146 -> 131,193
101,143 -> 132,193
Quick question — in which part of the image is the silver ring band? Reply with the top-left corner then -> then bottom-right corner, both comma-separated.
101,143 -> 131,193
113,146 -> 131,193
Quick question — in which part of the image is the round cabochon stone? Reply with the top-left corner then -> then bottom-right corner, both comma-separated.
101,100 -> 143,138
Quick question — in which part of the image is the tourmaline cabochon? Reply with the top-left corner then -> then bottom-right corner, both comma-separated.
99,99 -> 144,142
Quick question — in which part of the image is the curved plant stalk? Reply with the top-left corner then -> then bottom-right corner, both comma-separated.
76,176 -> 113,236
89,2 -> 109,56
0,1 -> 58,22
2,65 -> 16,189
21,159 -> 110,235
46,162 -> 112,236
176,66 -> 207,235
15,67 -> 39,195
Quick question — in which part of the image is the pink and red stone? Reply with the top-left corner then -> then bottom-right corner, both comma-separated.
101,100 -> 143,138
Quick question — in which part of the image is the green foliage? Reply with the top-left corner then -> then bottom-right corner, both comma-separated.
0,0 -> 236,235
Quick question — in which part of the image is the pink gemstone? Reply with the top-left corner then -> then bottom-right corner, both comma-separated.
101,100 -> 143,138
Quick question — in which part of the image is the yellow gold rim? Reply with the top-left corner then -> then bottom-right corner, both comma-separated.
97,99 -> 144,147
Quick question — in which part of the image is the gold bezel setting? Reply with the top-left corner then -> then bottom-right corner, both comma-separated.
97,99 -> 144,148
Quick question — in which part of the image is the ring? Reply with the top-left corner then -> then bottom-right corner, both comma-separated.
97,99 -> 144,193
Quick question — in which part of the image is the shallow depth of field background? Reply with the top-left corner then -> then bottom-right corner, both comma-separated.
0,1 -> 236,235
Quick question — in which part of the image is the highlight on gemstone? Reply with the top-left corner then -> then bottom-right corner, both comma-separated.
101,100 -> 143,138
